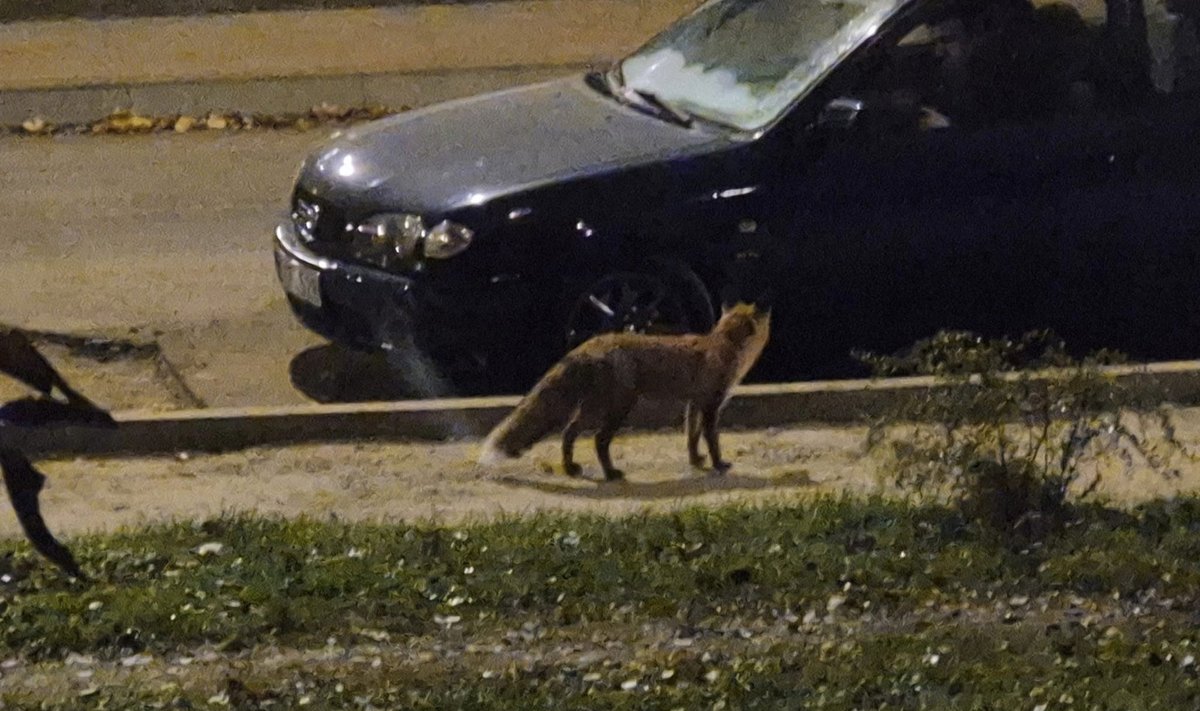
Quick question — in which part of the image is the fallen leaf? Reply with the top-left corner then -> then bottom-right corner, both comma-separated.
21,117 -> 49,134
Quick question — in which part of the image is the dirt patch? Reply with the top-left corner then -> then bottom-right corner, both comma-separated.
0,601 -> 1095,706
10,409 -> 1200,540
10,427 -> 861,538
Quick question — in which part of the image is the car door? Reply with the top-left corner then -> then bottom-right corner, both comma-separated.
770,117 -> 1068,379
1041,1 -> 1200,362
758,0 -> 1133,379
1120,94 -> 1200,361
938,0 -> 1200,364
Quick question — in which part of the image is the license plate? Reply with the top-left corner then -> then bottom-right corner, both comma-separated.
277,253 -> 322,308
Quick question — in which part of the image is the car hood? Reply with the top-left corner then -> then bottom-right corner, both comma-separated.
298,76 -> 735,215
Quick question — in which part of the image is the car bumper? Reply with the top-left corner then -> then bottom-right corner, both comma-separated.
272,221 -> 542,360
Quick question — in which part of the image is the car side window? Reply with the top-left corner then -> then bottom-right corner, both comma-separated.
1145,0 -> 1200,95
844,0 -> 1119,132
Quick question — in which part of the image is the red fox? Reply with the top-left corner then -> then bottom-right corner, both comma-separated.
477,301 -> 771,481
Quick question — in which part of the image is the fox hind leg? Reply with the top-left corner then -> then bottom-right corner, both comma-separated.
685,402 -> 705,468
561,406 -> 584,477
701,401 -> 731,474
595,393 -> 636,481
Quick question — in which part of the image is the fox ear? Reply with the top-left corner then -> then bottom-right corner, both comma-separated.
719,284 -> 739,312
755,289 -> 775,314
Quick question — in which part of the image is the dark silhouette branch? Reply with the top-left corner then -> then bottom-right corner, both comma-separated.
0,327 -> 106,414
0,449 -> 88,581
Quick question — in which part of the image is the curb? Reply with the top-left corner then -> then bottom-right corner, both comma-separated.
5,360 -> 1200,458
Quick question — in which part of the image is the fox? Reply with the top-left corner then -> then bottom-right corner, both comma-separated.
477,299 -> 771,481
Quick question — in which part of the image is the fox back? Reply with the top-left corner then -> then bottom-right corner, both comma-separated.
574,301 -> 769,402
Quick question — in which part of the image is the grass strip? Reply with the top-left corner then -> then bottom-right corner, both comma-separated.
4,495 -> 1200,707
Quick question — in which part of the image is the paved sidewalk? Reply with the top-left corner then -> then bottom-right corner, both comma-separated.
0,0 -> 698,122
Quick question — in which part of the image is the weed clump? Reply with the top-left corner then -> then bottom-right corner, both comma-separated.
858,330 -> 1191,536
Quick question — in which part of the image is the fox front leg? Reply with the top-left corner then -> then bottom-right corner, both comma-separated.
595,425 -> 626,481
685,402 -> 705,468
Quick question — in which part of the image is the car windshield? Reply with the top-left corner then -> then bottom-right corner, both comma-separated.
617,0 -> 907,131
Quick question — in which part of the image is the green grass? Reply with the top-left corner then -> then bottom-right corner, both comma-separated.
6,496 -> 1200,708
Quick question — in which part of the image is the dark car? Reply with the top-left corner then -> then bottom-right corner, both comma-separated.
274,0 -> 1200,394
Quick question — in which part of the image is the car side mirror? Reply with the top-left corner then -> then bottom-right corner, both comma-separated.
815,97 -> 866,131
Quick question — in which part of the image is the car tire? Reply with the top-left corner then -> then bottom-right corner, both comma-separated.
563,259 -> 715,349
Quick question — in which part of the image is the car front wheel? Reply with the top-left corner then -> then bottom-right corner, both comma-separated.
563,261 -> 715,349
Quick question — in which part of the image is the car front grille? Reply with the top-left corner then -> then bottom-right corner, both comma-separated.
292,189 -> 350,244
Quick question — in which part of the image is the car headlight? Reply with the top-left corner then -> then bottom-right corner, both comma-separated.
351,213 -> 474,264
424,220 -> 474,259
355,213 -> 425,260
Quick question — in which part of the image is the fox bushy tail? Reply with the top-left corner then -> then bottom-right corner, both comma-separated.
478,356 -> 601,465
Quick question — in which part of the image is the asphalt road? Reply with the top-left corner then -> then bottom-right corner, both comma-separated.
0,0 -> 560,23
0,130 -> 335,407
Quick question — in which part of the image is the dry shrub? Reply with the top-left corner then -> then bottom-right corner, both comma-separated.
858,330 -> 1192,537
